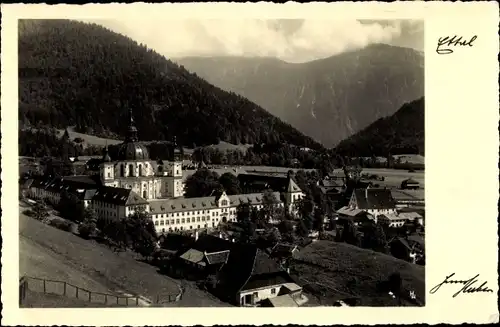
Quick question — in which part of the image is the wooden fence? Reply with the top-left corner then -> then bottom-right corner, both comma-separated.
20,276 -> 148,307
20,276 -> 183,307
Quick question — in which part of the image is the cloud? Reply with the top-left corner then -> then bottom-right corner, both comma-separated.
86,19 -> 421,62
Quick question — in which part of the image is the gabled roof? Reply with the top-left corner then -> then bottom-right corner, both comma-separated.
205,251 -> 230,265
320,179 -> 344,188
29,176 -> 98,199
216,244 -> 293,298
390,189 -> 425,201
265,294 -> 299,307
62,174 -> 101,186
192,235 -> 232,254
160,233 -> 195,252
398,212 -> 423,220
180,248 -> 205,265
287,177 -> 302,193
337,206 -> 365,217
92,186 -> 148,206
353,188 -> 396,210
271,243 -> 298,258
407,234 -> 425,250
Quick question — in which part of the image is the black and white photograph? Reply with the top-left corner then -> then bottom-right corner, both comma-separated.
17,17 -> 426,309
2,2 -> 498,325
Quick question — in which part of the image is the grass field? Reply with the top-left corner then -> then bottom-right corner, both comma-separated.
362,168 -> 425,189
289,240 -> 425,306
55,127 -> 123,147
19,209 -> 229,307
204,141 -> 253,153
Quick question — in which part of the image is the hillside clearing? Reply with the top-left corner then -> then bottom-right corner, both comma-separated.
56,127 -> 122,147
204,141 -> 253,153
289,240 -> 425,306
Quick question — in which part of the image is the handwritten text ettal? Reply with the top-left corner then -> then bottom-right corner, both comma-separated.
436,35 -> 477,55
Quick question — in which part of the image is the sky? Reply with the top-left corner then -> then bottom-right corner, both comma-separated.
87,19 -> 423,63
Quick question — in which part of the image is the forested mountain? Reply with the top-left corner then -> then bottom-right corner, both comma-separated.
18,19 -> 321,150
333,97 -> 424,157
176,44 -> 424,147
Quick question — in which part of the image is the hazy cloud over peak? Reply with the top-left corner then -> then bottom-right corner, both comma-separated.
86,19 -> 423,63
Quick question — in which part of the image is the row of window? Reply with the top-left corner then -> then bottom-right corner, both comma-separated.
158,223 -> 213,233
95,201 -> 118,209
96,209 -> 117,217
154,216 -> 216,226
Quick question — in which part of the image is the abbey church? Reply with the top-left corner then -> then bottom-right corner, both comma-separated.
99,109 -> 183,200
24,110 -> 304,235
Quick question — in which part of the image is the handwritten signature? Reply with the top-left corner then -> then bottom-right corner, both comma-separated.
430,273 -> 494,297
436,35 -> 477,55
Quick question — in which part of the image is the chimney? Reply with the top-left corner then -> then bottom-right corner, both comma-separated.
195,231 -> 199,241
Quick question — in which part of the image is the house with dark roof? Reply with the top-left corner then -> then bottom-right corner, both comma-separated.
342,187 -> 397,218
391,189 -> 425,208
336,207 -> 375,226
390,234 -> 425,264
27,175 -> 99,207
214,244 -> 307,307
270,243 -> 299,260
91,186 -> 149,220
176,234 -> 233,280
377,212 -> 424,228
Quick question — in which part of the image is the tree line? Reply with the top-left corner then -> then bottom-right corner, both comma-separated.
334,97 -> 424,157
19,19 -> 322,150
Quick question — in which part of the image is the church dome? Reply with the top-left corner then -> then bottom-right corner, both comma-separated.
116,107 -> 150,160
117,142 -> 150,160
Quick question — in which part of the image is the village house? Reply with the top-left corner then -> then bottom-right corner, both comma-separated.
336,207 -> 375,225
90,186 -> 149,220
390,189 -> 425,208
26,175 -> 99,208
390,234 -> 425,264
214,244 -> 307,307
377,212 -> 424,228
176,234 -> 232,280
341,187 -> 397,218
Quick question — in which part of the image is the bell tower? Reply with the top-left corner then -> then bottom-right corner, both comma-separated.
100,145 -> 115,186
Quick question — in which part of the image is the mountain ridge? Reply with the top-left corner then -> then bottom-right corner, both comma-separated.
333,97 -> 425,157
176,44 -> 424,147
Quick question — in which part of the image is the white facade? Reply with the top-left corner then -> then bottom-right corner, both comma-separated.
100,155 -> 186,200
149,191 -> 276,235
348,190 -> 397,218
100,160 -> 163,200
239,284 -> 283,306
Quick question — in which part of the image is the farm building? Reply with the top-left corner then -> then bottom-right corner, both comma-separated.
401,178 -> 420,190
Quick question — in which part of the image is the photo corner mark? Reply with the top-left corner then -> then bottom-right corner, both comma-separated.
429,273 -> 494,297
436,35 -> 477,55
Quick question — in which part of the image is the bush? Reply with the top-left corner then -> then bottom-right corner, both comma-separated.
22,209 -> 34,217
49,219 -> 72,232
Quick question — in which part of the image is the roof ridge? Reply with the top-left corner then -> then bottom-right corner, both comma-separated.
236,246 -> 258,295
